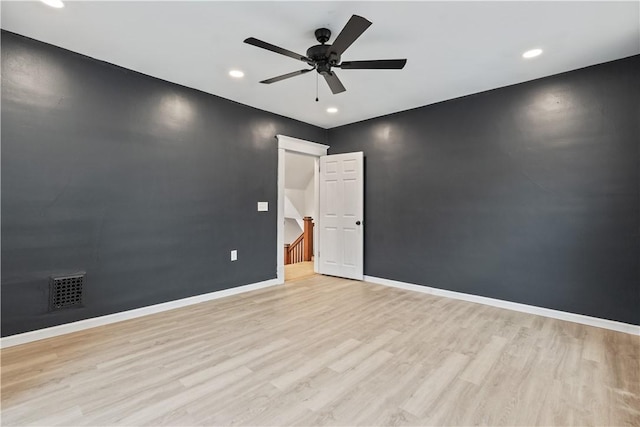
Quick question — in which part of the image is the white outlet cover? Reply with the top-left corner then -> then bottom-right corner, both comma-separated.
257,202 -> 268,212
231,250 -> 237,261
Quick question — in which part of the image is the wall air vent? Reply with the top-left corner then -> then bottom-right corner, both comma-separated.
49,273 -> 85,311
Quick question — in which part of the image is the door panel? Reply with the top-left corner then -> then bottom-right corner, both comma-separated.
325,181 -> 338,216
324,227 -> 339,265
318,152 -> 364,280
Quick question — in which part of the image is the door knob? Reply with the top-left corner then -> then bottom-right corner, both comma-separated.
356,221 -> 361,225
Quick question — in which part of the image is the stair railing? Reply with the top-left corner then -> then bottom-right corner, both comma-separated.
284,216 -> 313,265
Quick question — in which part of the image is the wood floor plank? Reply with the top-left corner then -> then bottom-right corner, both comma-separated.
459,335 -> 508,385
328,329 -> 400,373
1,273 -> 638,426
400,351 -> 470,417
285,261 -> 315,281
271,338 -> 361,391
304,350 -> 394,412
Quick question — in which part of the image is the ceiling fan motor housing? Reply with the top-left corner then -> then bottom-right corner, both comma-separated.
307,28 -> 341,74
306,44 -> 341,74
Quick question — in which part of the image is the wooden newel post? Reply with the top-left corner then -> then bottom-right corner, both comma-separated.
284,244 -> 291,265
303,216 -> 313,262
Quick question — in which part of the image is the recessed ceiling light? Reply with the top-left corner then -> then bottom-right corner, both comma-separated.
40,0 -> 64,8
522,48 -> 543,59
326,107 -> 338,114
229,70 -> 244,78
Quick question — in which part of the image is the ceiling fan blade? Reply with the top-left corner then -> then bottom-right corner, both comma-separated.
329,15 -> 372,56
338,59 -> 407,70
260,69 -> 315,84
323,71 -> 346,94
244,37 -> 311,63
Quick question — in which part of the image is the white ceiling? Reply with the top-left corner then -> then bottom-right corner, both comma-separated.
2,1 -> 639,129
285,151 -> 314,190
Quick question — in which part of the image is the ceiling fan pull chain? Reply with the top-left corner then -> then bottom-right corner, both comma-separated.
315,72 -> 319,102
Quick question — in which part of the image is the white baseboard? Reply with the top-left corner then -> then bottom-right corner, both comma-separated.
0,278 -> 281,349
4,275 -> 636,348
364,275 -> 640,336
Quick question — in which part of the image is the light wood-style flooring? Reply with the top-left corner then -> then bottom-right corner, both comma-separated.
1,274 -> 639,426
285,261 -> 315,282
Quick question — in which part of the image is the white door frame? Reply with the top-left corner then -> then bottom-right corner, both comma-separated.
276,135 -> 329,284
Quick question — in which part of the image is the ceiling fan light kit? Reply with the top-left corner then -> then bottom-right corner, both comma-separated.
244,14 -> 407,95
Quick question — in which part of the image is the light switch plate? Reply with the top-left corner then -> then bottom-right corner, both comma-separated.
257,202 -> 268,212
230,250 -> 237,261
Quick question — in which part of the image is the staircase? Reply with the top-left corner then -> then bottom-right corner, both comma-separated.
284,216 -> 313,265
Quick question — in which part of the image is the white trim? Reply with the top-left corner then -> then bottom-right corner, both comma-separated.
277,147 -> 286,284
313,157 -> 320,274
364,275 -> 640,336
276,134 -> 329,157
276,135 -> 328,284
5,274 -> 634,348
0,278 -> 281,349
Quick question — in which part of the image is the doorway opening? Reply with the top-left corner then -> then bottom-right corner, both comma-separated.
283,151 -> 315,281
276,135 -> 329,284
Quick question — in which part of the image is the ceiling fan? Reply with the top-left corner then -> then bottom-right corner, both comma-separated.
244,15 -> 407,95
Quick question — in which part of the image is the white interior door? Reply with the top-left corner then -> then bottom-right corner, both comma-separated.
318,152 -> 364,280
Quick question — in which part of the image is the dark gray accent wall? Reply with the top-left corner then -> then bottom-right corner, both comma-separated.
3,30 -> 639,337
1,31 -> 326,337
328,55 -> 640,325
